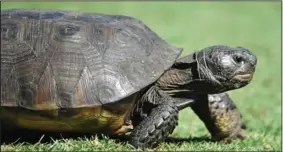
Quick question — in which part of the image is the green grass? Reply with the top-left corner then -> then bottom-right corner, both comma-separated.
1,2 -> 281,151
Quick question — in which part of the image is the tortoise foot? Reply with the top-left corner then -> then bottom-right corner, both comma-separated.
129,103 -> 178,149
212,130 -> 246,143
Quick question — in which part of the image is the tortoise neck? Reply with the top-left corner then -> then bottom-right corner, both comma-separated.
156,52 -> 224,96
156,63 -> 199,96
156,61 -> 228,97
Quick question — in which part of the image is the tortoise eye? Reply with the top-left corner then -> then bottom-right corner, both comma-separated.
233,55 -> 244,65
58,24 -> 80,36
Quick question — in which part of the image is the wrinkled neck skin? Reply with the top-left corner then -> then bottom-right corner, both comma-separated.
156,53 -> 227,97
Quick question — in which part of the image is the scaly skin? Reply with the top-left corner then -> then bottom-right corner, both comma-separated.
129,45 -> 257,148
190,93 -> 246,143
129,86 -> 180,149
130,102 -> 178,149
157,45 -> 257,95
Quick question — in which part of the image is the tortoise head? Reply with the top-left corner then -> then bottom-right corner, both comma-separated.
168,45 -> 257,94
194,45 -> 257,92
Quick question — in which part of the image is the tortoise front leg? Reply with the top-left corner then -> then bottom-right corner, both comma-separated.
190,93 -> 246,143
129,86 -> 179,149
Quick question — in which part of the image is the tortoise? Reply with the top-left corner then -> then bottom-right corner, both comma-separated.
1,9 -> 257,149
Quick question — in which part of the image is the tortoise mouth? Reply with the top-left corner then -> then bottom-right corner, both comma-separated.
232,73 -> 253,82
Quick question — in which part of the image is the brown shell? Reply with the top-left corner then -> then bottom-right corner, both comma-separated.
1,9 -> 182,110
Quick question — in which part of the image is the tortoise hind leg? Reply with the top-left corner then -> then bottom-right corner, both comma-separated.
129,102 -> 178,149
191,93 -> 246,143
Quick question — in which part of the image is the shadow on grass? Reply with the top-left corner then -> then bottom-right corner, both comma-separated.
165,136 -> 212,144
1,128 -> 97,145
1,128 -> 211,146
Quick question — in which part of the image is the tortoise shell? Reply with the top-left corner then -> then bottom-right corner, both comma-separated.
1,9 -> 182,133
1,9 -> 182,109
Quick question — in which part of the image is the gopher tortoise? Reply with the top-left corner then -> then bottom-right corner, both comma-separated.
1,9 -> 257,149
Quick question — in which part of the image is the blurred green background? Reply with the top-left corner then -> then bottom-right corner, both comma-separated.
1,2 -> 281,151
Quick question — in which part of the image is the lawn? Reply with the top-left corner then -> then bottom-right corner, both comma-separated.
1,2 -> 281,151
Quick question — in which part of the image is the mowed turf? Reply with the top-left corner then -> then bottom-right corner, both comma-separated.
1,2 -> 281,151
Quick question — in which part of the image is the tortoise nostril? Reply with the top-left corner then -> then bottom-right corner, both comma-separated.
233,55 -> 244,64
243,50 -> 257,67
